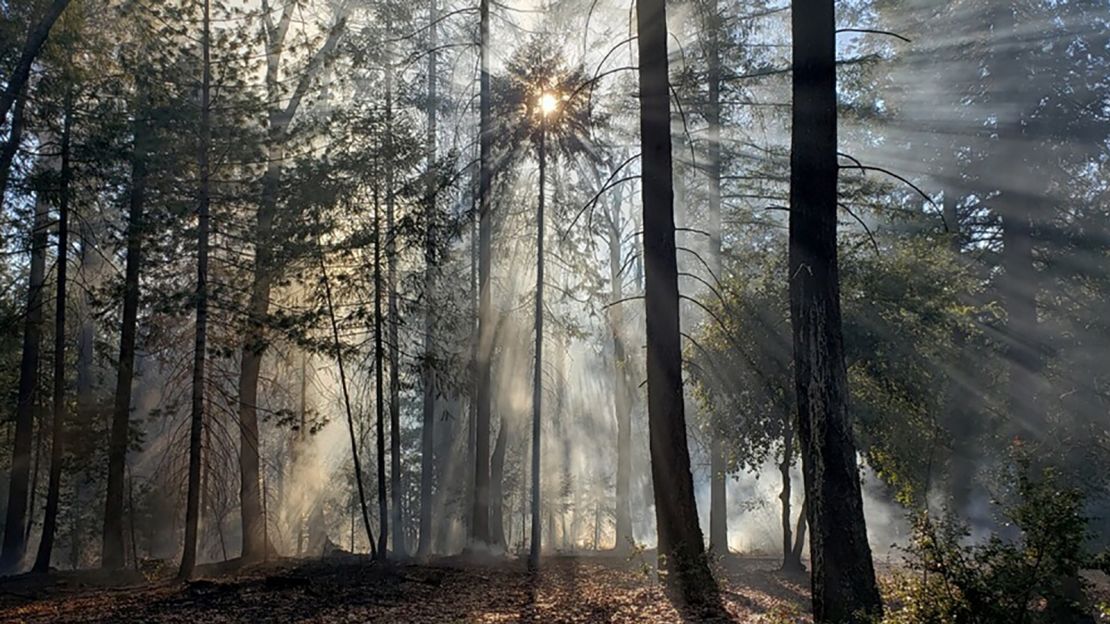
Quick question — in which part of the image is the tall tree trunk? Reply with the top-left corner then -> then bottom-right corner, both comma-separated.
293,353 -> 308,555
636,0 -> 715,604
385,62 -> 405,558
465,198 -> 478,543
0,0 -> 70,131
780,416 -> 804,571
791,497 -> 807,567
788,0 -> 882,618
416,0 -> 439,559
1,146 -> 53,573
179,0 -> 211,579
102,106 -> 148,570
529,122 -> 546,569
238,5 -> 345,563
489,417 -> 508,549
33,93 -> 74,574
25,392 -> 45,547
32,93 -> 74,572
237,57 -> 284,573
321,258 -> 377,558
705,1 -> 727,554
471,0 -> 493,547
604,176 -> 633,552
0,90 -> 27,207
374,183 -> 389,559
71,180 -> 103,572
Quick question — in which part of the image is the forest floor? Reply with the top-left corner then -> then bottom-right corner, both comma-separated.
0,552 -> 813,623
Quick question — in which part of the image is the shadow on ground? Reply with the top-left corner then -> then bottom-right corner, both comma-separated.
0,552 -> 811,623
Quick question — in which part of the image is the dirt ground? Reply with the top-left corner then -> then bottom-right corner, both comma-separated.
0,554 -> 812,623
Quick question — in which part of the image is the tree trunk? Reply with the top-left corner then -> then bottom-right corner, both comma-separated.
0,0 -> 70,130
416,0 -> 439,559
237,5 -> 345,564
236,69 -> 284,573
791,497 -> 807,569
0,144 -> 53,573
636,0 -> 715,604
465,200 -> 478,543
0,89 -> 27,208
293,353 -> 308,556
374,183 -> 389,559
321,258 -> 376,558
788,0 -> 882,618
605,178 -> 633,553
385,62 -> 405,558
489,417 -> 508,549
32,92 -> 74,574
780,419 -> 804,572
529,122 -> 546,569
705,2 -> 727,554
102,104 -> 148,570
179,0 -> 211,579
25,395 -> 44,547
471,0 -> 493,547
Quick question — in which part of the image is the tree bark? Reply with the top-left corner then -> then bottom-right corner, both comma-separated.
0,142 -> 53,574
321,258 -> 376,558
791,497 -> 807,568
416,0 -> 439,559
33,93 -> 74,574
0,90 -> 27,208
237,5 -> 345,563
384,61 -> 405,558
102,105 -> 149,570
636,0 -> 716,604
780,419 -> 804,571
705,1 -> 727,554
489,417 -> 508,549
788,0 -> 882,618
603,173 -> 633,552
179,0 -> 211,579
471,0 -> 493,547
0,0 -> 70,130
374,183 -> 389,559
529,121 -> 546,569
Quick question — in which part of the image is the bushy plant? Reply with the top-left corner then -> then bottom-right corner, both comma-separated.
882,461 -> 1094,623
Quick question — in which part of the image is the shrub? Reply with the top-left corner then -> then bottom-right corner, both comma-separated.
882,462 -> 1094,623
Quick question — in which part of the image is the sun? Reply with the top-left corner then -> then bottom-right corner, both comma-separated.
539,92 -> 559,116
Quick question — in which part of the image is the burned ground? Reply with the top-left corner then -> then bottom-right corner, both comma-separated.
0,554 -> 810,623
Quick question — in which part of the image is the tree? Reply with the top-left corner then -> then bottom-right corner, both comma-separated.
236,1 -> 347,564
471,0 -> 493,547
602,163 -> 633,552
374,179 -> 389,559
416,0 -> 439,559
0,150 -> 51,573
32,88 -> 73,573
636,0 -> 716,605
385,51 -> 405,558
179,0 -> 212,580
788,0 -> 882,619
528,94 -> 547,569
0,0 -> 72,200
101,81 -> 151,571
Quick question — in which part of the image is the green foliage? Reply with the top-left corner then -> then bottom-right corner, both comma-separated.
882,461 -> 1094,624
690,234 -> 982,504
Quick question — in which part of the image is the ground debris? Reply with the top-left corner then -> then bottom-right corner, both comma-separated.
0,554 -> 811,623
